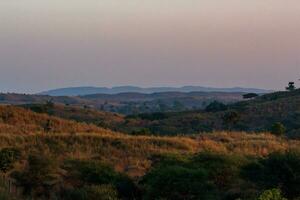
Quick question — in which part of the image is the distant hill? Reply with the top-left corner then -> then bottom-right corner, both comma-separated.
23,89 -> 300,138
120,89 -> 300,137
39,86 -> 272,96
0,91 -> 245,115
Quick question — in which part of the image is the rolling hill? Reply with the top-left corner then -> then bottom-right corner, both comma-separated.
21,89 -> 300,138
0,105 -> 112,134
123,89 -> 300,137
0,91 -> 245,115
39,86 -> 272,96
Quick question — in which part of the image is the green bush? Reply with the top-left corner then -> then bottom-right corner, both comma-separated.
64,160 -> 139,199
271,123 -> 286,136
205,101 -> 228,112
258,189 -> 287,200
243,151 -> 300,199
142,165 -> 219,200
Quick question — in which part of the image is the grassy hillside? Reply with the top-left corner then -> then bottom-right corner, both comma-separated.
22,103 -> 125,131
0,104 -> 299,199
20,89 -> 300,137
0,105 -> 112,134
123,89 -> 300,137
0,131 -> 299,199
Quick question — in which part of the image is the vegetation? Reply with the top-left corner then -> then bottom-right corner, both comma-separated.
271,122 -> 286,136
0,105 -> 113,134
0,130 -> 299,199
243,93 -> 259,99
258,189 -> 287,200
286,82 -> 296,91
0,89 -> 300,199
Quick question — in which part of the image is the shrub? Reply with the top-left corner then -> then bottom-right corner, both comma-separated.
243,151 -> 300,199
0,148 -> 21,173
205,101 -> 228,112
64,160 -> 139,199
258,189 -> 287,200
142,165 -> 219,200
12,153 -> 60,197
191,153 -> 245,190
63,185 -> 119,200
271,123 -> 286,136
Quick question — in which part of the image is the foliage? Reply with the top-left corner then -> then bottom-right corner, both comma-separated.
205,101 -> 228,112
12,153 -> 60,198
243,151 -> 300,199
271,123 -> 286,136
64,160 -> 139,199
286,82 -> 296,91
257,189 -> 287,200
0,148 -> 21,173
243,93 -> 259,99
142,165 -> 219,200
63,185 -> 120,200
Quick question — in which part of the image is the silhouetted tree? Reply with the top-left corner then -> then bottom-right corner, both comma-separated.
286,82 -> 296,91
205,101 -> 228,112
243,93 -> 259,99
271,122 -> 286,136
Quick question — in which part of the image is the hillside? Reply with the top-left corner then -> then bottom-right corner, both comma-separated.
120,89 -> 300,137
22,103 -> 125,131
0,105 -> 112,134
19,89 -> 300,137
1,98 -> 300,199
1,131 -> 300,200
103,89 -> 300,137
39,86 -> 272,96
0,91 -> 244,114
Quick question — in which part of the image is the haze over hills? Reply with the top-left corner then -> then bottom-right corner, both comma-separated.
0,91 -> 244,114
38,86 -> 273,96
26,88 -> 300,137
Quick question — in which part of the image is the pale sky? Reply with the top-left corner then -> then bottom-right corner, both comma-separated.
0,0 -> 300,93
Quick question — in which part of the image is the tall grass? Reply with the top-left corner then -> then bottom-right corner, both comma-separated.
0,131 -> 298,177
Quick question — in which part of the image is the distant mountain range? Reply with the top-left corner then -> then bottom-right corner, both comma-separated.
39,86 -> 273,96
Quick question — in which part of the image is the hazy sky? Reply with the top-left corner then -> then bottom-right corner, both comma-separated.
1,0 -> 300,93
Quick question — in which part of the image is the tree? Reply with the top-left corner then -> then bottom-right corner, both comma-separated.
205,101 -> 228,112
243,93 -> 259,99
172,101 -> 185,111
286,82 -> 296,91
271,122 -> 285,136
222,111 -> 240,130
142,165 -> 219,200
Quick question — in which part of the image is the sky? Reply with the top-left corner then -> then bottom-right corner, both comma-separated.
0,0 -> 300,93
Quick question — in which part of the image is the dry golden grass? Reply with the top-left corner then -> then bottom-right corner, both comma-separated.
0,131 -> 299,177
0,105 -> 111,134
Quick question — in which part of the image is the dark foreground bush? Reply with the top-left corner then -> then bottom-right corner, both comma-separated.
243,151 -> 300,199
0,148 -> 21,173
12,153 -> 60,198
142,165 -> 219,200
62,184 -> 119,200
63,160 -> 140,200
